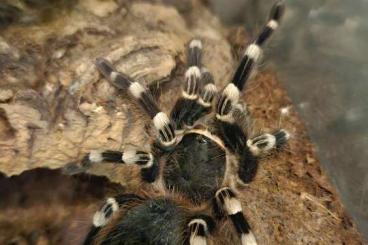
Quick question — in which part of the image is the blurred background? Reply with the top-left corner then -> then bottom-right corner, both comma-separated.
209,0 -> 368,240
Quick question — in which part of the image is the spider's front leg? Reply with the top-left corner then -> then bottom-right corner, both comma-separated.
96,58 -> 176,149
214,0 -> 289,184
170,39 -> 218,130
217,0 -> 284,121
214,187 -> 257,245
82,149 -> 158,183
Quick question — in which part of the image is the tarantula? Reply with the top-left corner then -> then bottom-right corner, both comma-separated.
82,1 -> 288,244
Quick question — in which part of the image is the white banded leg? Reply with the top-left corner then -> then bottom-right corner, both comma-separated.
255,0 -> 284,46
216,83 -> 240,122
96,58 -> 176,148
231,0 -> 284,90
84,194 -> 143,245
171,39 -> 203,129
82,150 -> 158,182
182,68 -> 218,126
197,68 -> 218,108
247,129 -> 290,156
215,187 -> 257,245
187,215 -> 215,245
184,39 -> 203,100
188,39 -> 202,67
216,1 -> 284,119
236,129 -> 290,184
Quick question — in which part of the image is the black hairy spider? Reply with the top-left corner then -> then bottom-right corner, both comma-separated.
82,1 -> 288,244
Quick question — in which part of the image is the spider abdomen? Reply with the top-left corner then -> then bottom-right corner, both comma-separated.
163,132 -> 226,204
102,198 -> 186,245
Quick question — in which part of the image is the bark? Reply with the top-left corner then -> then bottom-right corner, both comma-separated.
0,0 -> 364,244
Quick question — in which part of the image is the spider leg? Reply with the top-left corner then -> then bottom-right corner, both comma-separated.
247,129 -> 290,156
214,107 -> 289,183
82,150 -> 159,183
83,194 -> 144,245
214,115 -> 257,183
216,1 -> 284,120
214,187 -> 257,245
170,40 -> 218,130
186,215 -> 215,245
96,58 -> 176,149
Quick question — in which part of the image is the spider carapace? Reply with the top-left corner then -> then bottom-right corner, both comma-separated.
82,1 -> 289,244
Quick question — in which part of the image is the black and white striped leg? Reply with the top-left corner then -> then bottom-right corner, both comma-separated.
83,194 -> 143,245
193,69 -> 218,116
188,39 -> 202,67
215,187 -> 257,245
171,65 -> 201,129
247,129 -> 290,156
182,68 -> 218,127
186,215 -> 215,245
171,39 -> 203,129
82,150 -> 159,182
216,1 -> 284,119
213,117 -> 258,184
96,58 -> 176,148
237,129 -> 290,183
232,0 -> 284,90
216,83 -> 240,122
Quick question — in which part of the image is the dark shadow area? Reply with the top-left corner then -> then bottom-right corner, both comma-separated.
0,168 -> 122,244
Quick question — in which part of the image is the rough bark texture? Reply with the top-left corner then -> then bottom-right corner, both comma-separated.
0,0 -> 364,244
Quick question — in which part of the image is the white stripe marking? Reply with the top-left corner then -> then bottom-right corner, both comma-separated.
224,198 -> 242,215
188,219 -> 208,230
122,150 -> 138,164
129,82 -> 146,98
153,112 -> 170,130
185,66 -> 201,80
93,211 -> 107,227
204,83 -> 218,94
189,39 -> 203,49
190,235 -> 207,245
89,150 -> 103,163
141,153 -> 154,168
106,198 -> 119,212
183,91 -> 198,100
280,129 -> 291,140
244,44 -> 262,61
247,133 -> 276,156
216,113 -> 235,123
267,20 -> 279,30
241,232 -> 257,245
223,83 -> 240,103
198,97 -> 211,107
110,71 -> 118,81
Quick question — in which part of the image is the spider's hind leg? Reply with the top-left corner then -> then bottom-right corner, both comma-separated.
185,215 -> 215,245
170,39 -> 218,130
214,187 -> 257,245
84,194 -> 144,245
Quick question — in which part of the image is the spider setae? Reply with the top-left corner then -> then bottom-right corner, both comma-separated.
82,1 -> 289,244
